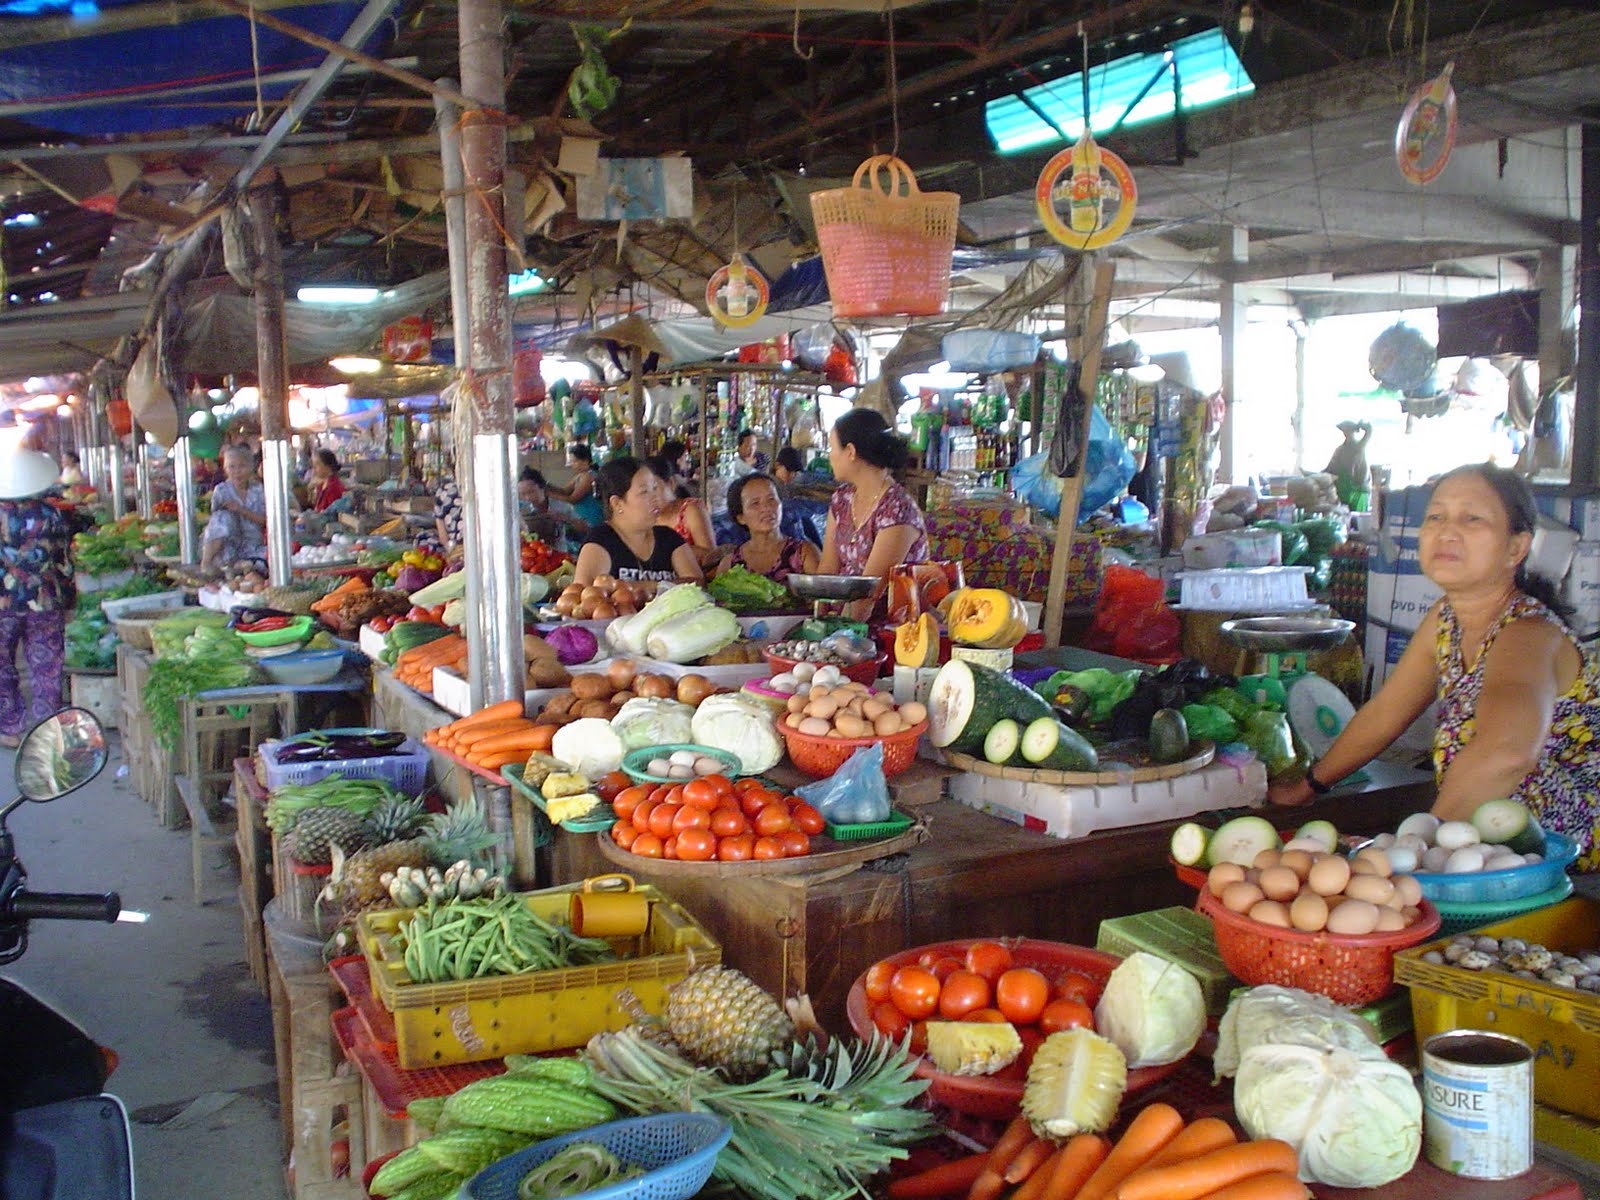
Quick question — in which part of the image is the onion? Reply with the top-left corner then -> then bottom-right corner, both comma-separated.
606,659 -> 637,692
676,674 -> 716,706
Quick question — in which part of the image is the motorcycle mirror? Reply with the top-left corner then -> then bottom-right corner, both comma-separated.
13,708 -> 108,804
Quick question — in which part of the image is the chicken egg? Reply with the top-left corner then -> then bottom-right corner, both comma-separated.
1221,881 -> 1266,913
1248,899 -> 1293,928
1258,865 -> 1302,903
1307,855 -> 1351,896
899,702 -> 928,726
1278,849 -> 1315,880
1391,874 -> 1423,908
1326,899 -> 1381,935
1289,891 -> 1329,932
1207,862 -> 1247,897
1375,907 -> 1409,932
1353,847 -> 1392,876
1344,873 -> 1396,906
1252,848 -> 1282,871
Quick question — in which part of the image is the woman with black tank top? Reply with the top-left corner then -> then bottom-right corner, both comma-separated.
573,457 -> 704,586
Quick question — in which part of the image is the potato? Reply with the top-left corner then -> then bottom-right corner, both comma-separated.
544,692 -> 576,717
526,659 -> 569,689
577,700 -> 613,719
570,674 -> 612,701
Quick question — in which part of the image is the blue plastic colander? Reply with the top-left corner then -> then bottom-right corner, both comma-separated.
462,1113 -> 730,1200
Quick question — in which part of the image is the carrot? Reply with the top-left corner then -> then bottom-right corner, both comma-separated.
968,1116 -> 1034,1200
1191,1172 -> 1308,1200
1012,1149 -> 1064,1200
1114,1141 -> 1298,1200
1135,1118 -> 1238,1173
1073,1103 -> 1185,1200
527,725 -> 556,754
1038,1134 -> 1110,1200
469,749 -> 530,770
469,729 -> 547,756
1006,1137 -> 1057,1184
887,1154 -> 990,1200
454,720 -> 534,748
452,699 -> 526,728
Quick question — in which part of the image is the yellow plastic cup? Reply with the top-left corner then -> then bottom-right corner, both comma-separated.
569,873 -> 650,938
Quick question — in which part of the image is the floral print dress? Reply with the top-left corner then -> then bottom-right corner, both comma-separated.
1433,594 -> 1600,870
827,480 -> 929,576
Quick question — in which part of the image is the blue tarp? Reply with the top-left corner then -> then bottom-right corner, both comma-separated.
0,2 -> 388,134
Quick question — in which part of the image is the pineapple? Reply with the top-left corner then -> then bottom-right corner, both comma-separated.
1020,1028 -> 1127,1138
664,966 -> 795,1080
286,806 -> 371,865
925,1021 -> 1023,1076
340,795 -> 431,910
424,799 -> 500,870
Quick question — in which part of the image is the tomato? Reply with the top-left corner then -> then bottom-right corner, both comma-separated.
631,800 -> 658,833
1038,999 -> 1095,1035
1052,972 -> 1100,1006
664,784 -> 686,806
612,822 -> 638,849
740,791 -> 773,818
961,1007 -> 1008,1023
889,966 -> 941,1019
753,805 -> 793,837
718,833 -> 754,862
662,835 -> 679,860
864,960 -> 896,1004
995,967 -> 1051,1025
928,956 -> 965,983
917,950 -> 944,970
681,778 -> 722,810
631,832 -> 664,858
671,804 -> 711,833
789,802 -> 825,835
676,828 -> 717,861
595,771 -> 631,802
613,785 -> 652,821
776,830 -> 810,858
871,1001 -> 910,1041
964,941 -> 1013,984
937,969 -> 992,1018
648,785 -> 674,806
647,803 -> 680,839
709,808 -> 749,838
734,777 -> 766,795
908,1020 -> 929,1056
752,836 -> 784,861
701,773 -> 735,798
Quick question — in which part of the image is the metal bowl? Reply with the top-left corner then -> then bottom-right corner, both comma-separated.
1219,616 -> 1356,652
786,573 -> 879,601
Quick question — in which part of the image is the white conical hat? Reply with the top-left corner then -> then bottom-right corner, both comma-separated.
0,449 -> 60,499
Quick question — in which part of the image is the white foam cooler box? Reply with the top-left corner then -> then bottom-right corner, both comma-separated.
949,758 -> 1268,839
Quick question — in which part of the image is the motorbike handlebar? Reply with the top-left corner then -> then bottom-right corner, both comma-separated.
8,891 -> 122,923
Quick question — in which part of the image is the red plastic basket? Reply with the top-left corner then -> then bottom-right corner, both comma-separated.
780,720 -> 927,779
763,651 -> 883,686
1195,887 -> 1441,1004
845,938 -> 1183,1120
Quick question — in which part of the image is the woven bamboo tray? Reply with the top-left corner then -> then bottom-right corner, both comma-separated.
944,738 -> 1215,786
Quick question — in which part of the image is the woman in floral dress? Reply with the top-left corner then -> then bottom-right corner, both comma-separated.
1271,463 -> 1600,870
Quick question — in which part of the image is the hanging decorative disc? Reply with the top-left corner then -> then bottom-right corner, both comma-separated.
705,253 -> 769,328
1395,62 -> 1457,186
1368,323 -> 1438,394
1035,131 -> 1138,251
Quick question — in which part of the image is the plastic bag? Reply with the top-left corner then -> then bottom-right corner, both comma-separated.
1011,452 -> 1064,517
1181,703 -> 1239,744
796,744 -> 891,825
1012,407 -> 1137,523
1085,565 -> 1180,664
1241,710 -> 1297,779
1253,520 -> 1307,566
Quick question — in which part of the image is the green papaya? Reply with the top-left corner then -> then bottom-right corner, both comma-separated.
1148,708 -> 1191,764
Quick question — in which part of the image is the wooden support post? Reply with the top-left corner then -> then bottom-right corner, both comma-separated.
1042,260 -> 1116,649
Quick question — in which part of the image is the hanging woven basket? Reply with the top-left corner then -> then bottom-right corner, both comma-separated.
810,155 -> 959,319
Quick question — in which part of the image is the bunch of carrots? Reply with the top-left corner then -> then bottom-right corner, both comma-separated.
310,574 -> 368,616
888,1104 -> 1307,1200
393,632 -> 468,692
422,699 -> 557,772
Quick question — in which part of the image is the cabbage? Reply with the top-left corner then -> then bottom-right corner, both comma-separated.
1214,986 -> 1384,1079
1234,1043 -> 1421,1187
608,584 -> 712,656
1092,951 -> 1204,1067
611,697 -> 694,751
550,718 -> 625,780
645,606 -> 741,664
545,624 -> 600,665
690,694 -> 783,773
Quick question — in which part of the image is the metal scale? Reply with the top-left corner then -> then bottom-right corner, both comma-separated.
787,573 -> 880,619
1219,616 -> 1366,783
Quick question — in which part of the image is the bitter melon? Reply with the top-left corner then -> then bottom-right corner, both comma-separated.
440,1075 -> 616,1137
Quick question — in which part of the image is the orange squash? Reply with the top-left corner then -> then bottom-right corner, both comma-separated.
894,612 -> 941,667
886,570 -> 923,625
948,588 -> 1028,649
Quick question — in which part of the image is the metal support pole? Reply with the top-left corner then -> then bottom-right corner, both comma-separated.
174,437 -> 200,564
251,185 -> 296,587
629,347 -> 647,455
1218,225 -> 1248,485
108,437 -> 126,519
1573,116 -> 1600,489
134,422 -> 153,521
455,0 -> 522,711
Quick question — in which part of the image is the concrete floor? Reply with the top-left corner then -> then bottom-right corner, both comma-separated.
2,735 -> 287,1200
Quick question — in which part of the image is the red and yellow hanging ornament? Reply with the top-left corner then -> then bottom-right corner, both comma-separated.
705,252 -> 769,328
1395,62 -> 1457,186
1036,128 -> 1137,251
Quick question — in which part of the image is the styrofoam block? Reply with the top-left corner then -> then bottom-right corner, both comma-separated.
948,758 -> 1268,840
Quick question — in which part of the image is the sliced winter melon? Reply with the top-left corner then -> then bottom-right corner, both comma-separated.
928,659 -> 1053,753
1206,815 -> 1282,868
984,719 -> 1022,765
1018,716 -> 1098,772
893,612 -> 940,668
1471,798 -> 1545,855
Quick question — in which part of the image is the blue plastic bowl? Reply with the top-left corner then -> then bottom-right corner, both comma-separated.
1432,875 -> 1576,935
1409,831 -> 1579,903
463,1112 -> 730,1200
259,648 -> 345,686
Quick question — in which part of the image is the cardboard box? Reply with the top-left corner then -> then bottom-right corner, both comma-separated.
1564,541 -> 1600,638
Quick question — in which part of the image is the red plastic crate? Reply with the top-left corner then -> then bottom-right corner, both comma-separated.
330,1007 -> 503,1119
329,955 -> 397,1051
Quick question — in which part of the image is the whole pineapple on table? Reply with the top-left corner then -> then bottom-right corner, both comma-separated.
325,797 -> 502,916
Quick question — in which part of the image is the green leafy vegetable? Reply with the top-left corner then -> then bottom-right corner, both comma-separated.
708,566 -> 796,612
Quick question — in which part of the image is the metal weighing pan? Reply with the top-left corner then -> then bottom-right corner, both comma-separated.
786,573 -> 879,601
1219,615 -> 1356,652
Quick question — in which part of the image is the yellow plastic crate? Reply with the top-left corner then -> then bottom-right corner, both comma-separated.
358,882 -> 720,1069
1393,896 -> 1600,1121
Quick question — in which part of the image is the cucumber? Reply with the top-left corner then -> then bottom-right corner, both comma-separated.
983,719 -> 1022,765
1294,819 -> 1340,854
1471,798 -> 1545,855
1017,717 -> 1098,771
1206,815 -> 1281,868
928,659 -> 1053,753
1170,822 -> 1211,867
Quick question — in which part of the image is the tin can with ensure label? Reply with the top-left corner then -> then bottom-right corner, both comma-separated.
1421,1030 -> 1534,1179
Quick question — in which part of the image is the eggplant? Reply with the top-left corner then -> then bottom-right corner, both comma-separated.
276,731 -> 408,763
228,605 -> 293,629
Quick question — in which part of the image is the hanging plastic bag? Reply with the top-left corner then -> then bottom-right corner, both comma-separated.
796,744 -> 891,825
1012,452 -> 1065,517
1080,407 -> 1139,515
1085,565 -> 1180,663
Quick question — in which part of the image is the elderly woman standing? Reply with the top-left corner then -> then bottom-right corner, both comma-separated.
0,444 -> 78,748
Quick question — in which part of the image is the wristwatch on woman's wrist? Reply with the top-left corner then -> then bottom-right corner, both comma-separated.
1304,764 -> 1333,795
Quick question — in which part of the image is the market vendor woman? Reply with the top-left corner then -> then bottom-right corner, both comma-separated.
1271,463 -> 1600,870
817,408 -> 929,620
573,457 -> 703,586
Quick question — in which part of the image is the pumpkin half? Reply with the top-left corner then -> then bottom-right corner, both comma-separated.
947,588 -> 1029,649
894,612 -> 941,667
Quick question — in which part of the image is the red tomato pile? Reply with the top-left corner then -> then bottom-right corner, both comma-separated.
861,941 -> 1102,1075
596,772 -> 824,862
